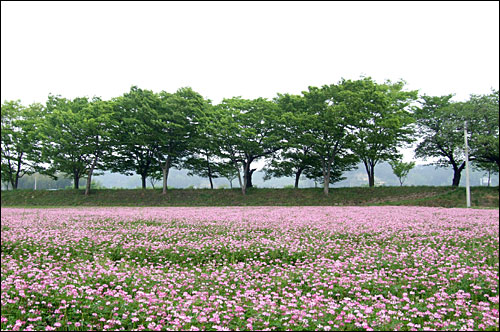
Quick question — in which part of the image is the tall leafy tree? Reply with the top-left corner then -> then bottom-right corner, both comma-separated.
467,90 -> 499,169
414,95 -> 469,186
210,102 -> 247,194
39,95 -> 114,193
1,100 -> 43,189
155,87 -> 208,194
266,85 -> 362,194
213,97 -> 285,194
302,84 -> 360,195
264,94 -> 317,188
81,98 -> 115,195
107,86 -> 161,189
40,95 -> 89,189
182,104 -> 227,190
347,77 -> 418,187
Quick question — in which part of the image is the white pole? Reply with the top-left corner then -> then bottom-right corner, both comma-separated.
464,121 -> 471,208
34,174 -> 37,190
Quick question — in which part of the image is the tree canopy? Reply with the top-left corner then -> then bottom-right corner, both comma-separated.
2,79 -> 497,194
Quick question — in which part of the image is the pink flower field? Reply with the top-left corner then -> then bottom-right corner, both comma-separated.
1,206 -> 498,331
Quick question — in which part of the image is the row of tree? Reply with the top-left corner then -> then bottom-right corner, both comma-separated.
2,77 -> 498,196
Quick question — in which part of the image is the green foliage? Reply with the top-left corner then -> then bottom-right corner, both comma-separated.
474,161 -> 499,175
414,91 -> 499,186
161,89 -> 214,190
4,80 -> 496,196
415,95 -> 465,169
264,93 -> 319,188
216,163 -> 239,188
342,77 -> 418,187
106,86 -> 162,189
38,95 -> 114,191
267,78 -> 418,193
467,89 -> 499,169
108,86 -> 209,192
473,161 -> 499,187
389,159 -> 416,186
213,97 -> 285,194
1,100 -> 43,189
267,84 -> 366,194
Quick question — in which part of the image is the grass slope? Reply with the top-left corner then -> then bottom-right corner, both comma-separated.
1,186 -> 498,208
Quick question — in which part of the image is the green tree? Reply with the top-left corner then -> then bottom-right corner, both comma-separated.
467,90 -> 499,169
39,95 -> 114,193
303,84 -> 361,196
213,97 -> 285,195
107,86 -> 161,189
40,95 -> 87,189
414,95 -> 469,187
263,93 -> 317,188
1,100 -> 43,189
155,87 -> 208,194
347,77 -> 418,187
183,155 -> 221,189
81,98 -> 115,195
264,148 -> 317,189
473,161 -> 499,187
217,162 -> 239,188
210,102 -> 246,194
389,159 -> 416,186
182,103 -> 228,190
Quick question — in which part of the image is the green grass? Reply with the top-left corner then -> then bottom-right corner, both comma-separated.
1,186 -> 498,208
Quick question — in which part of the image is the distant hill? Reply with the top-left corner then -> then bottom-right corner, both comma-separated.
91,162 -> 497,189
4,162 -> 496,190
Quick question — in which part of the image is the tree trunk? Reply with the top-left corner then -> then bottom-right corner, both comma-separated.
74,173 -> 80,189
363,160 -> 375,187
234,162 -> 246,195
242,162 -> 250,195
451,162 -> 466,187
141,174 -> 147,189
243,159 -> 256,188
323,162 -> 330,196
235,163 -> 243,193
294,169 -> 303,189
206,155 -> 214,189
85,155 -> 99,196
162,156 -> 171,195
13,153 -> 23,190
452,171 -> 461,187
14,162 -> 21,189
368,167 -> 375,187
247,169 -> 256,188
488,170 -> 491,187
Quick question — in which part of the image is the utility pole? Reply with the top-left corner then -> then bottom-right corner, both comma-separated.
464,121 -> 471,208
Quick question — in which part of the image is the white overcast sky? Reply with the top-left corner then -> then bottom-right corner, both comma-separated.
2,1 -> 499,106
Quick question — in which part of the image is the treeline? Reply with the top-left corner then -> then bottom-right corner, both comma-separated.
1,77 -> 498,196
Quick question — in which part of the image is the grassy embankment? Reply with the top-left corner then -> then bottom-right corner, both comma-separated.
1,186 -> 498,208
